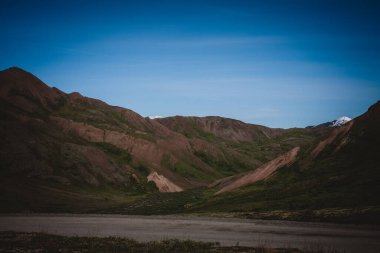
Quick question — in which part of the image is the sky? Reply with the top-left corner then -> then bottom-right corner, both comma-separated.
1,0 -> 380,128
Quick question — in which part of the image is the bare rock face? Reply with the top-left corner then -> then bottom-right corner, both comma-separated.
147,171 -> 183,192
215,147 -> 300,195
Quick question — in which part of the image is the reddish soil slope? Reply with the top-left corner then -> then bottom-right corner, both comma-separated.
216,147 -> 300,194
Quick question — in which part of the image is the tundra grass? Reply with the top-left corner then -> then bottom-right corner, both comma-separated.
0,231 -> 347,253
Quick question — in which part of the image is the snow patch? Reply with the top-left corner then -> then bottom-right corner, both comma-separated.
148,115 -> 163,119
329,116 -> 352,127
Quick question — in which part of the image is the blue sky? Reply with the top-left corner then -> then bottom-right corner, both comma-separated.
1,0 -> 380,128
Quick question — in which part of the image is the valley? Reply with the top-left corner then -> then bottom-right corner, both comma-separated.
0,67 -> 379,225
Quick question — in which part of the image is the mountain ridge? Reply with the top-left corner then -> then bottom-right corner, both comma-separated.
0,66 -> 378,224
0,67 -> 313,193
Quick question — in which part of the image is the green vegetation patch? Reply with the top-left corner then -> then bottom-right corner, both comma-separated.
0,231 -> 350,253
133,164 -> 150,177
94,142 -> 132,165
194,150 -> 251,176
0,231 -> 215,253
102,187 -> 206,215
54,99 -> 156,142
173,161 -> 213,182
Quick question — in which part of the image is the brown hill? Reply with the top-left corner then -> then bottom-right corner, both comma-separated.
0,67 -> 203,192
0,67 -> 322,212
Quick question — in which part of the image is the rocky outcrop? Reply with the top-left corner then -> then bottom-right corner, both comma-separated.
147,171 -> 183,192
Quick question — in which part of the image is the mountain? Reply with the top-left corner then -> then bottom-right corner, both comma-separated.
0,67 -> 319,212
0,67 -> 378,224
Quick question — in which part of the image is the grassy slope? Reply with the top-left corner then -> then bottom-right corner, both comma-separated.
106,153 -> 380,224
0,100 -> 155,213
186,113 -> 380,223
0,92 -> 328,216
172,117 -> 323,182
103,118 -> 380,224
0,178 -> 143,213
49,92 -> 322,187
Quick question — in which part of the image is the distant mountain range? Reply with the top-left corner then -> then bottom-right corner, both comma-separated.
0,67 -> 379,223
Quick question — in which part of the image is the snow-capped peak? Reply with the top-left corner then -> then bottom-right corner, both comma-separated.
148,115 -> 163,120
329,116 -> 352,127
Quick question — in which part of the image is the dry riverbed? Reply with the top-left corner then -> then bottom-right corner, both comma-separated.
0,214 -> 379,253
